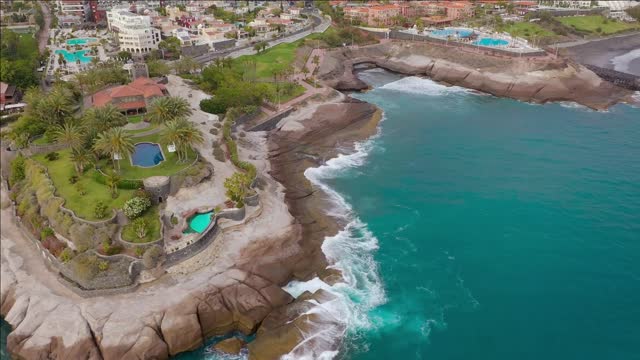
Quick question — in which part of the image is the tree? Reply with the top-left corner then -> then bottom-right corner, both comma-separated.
158,36 -> 181,57
224,172 -> 251,207
146,96 -> 192,124
54,121 -> 84,150
627,5 -> 640,21
117,51 -> 132,62
43,87 -> 75,126
93,127 -> 134,172
103,170 -> 121,197
173,56 -> 199,74
147,59 -> 171,77
161,119 -> 204,162
70,148 -> 93,175
83,104 -> 127,134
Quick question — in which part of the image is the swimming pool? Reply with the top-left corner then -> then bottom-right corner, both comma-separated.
473,38 -> 510,47
55,49 -> 93,63
430,28 -> 474,38
131,143 -> 165,167
184,211 -> 214,234
66,37 -> 97,46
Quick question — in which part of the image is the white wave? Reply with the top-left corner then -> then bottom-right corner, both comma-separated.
611,48 -> 640,74
558,101 -> 594,111
379,76 -> 469,96
281,125 -> 386,360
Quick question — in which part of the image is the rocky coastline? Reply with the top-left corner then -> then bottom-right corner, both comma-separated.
318,41 -> 634,110
2,38 -> 633,360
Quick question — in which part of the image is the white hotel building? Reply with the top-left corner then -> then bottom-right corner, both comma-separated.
107,6 -> 161,54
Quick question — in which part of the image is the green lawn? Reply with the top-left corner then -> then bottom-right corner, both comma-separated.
503,22 -> 557,41
124,123 -> 161,135
127,115 -> 144,123
96,133 -> 196,180
264,83 -> 306,103
558,15 -> 640,35
121,206 -> 162,243
33,150 -> 135,220
234,41 -> 301,79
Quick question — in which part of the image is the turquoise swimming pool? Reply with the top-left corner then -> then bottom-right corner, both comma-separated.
66,37 -> 97,46
55,49 -> 93,63
184,211 -> 214,234
430,28 -> 474,38
131,143 -> 165,167
473,38 -> 510,47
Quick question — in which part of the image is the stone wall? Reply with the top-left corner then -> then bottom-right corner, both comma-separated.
164,218 -> 221,267
248,108 -> 295,132
143,176 -> 171,204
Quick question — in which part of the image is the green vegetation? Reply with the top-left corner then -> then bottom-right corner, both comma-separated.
121,206 -> 161,243
627,5 -> 640,22
127,115 -> 144,123
502,22 -> 557,42
33,150 -> 135,220
74,60 -> 129,94
234,41 -> 300,79
558,15 -> 639,35
0,29 -> 41,89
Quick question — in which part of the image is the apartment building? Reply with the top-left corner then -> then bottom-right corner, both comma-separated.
88,0 -> 121,23
107,6 -> 161,53
57,0 -> 90,21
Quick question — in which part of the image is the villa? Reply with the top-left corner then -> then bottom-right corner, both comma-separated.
0,82 -> 20,109
90,77 -> 168,115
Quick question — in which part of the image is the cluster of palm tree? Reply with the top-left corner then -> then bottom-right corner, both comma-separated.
48,96 -> 201,175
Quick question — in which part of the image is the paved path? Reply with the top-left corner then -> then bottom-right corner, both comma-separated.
195,13 -> 330,64
37,1 -> 52,54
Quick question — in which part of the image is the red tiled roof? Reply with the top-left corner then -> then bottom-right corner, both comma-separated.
115,101 -> 146,111
91,77 -> 166,109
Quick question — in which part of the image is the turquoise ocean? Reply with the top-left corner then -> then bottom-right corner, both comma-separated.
3,70 -> 640,359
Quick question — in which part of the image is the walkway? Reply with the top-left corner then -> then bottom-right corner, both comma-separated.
37,2 -> 52,54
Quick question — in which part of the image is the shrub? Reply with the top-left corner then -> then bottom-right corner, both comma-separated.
135,246 -> 145,257
102,239 -> 122,255
40,227 -> 55,241
59,248 -> 74,263
71,253 -> 99,281
133,188 -> 152,201
98,260 -> 109,271
170,215 -> 179,225
9,155 -> 26,186
94,201 -> 108,219
44,152 -> 60,161
68,175 -> 79,184
122,196 -> 151,219
142,245 -> 163,268
595,27 -> 602,33
133,218 -> 147,239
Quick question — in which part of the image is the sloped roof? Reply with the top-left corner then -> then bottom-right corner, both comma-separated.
92,77 -> 166,108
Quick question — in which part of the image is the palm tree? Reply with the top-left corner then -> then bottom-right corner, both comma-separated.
84,104 -> 127,133
103,170 -> 121,198
146,96 -> 192,124
70,148 -> 93,175
93,127 -> 134,172
44,86 -> 74,126
54,121 -> 85,150
161,119 -> 204,162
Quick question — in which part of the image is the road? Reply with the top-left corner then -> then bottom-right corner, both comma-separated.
37,1 -> 52,54
193,13 -> 331,64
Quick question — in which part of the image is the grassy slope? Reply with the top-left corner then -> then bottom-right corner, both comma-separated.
558,15 -> 640,35
121,206 -> 162,243
33,150 -> 135,220
503,22 -> 557,41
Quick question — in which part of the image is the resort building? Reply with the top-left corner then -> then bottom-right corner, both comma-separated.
0,82 -> 21,111
107,6 -> 161,54
344,7 -> 369,24
90,77 -> 168,115
368,5 -> 401,27
57,0 -> 91,22
88,0 -> 121,23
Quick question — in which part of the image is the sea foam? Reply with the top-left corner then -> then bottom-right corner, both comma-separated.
280,122 -> 387,359
379,76 -> 469,96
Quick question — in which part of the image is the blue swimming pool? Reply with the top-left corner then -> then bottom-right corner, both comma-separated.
184,211 -> 214,234
131,143 -> 165,167
55,49 -> 93,63
66,37 -> 97,46
430,28 -> 474,38
473,37 -> 510,47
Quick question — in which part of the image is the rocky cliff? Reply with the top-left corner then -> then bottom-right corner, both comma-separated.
318,42 -> 633,110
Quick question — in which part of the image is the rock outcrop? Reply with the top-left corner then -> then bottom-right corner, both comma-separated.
318,42 -> 632,110
214,337 -> 245,355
